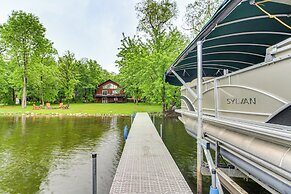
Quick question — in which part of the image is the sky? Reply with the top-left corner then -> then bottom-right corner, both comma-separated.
0,0 -> 192,73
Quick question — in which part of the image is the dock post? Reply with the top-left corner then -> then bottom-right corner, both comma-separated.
160,123 -> 163,139
92,153 -> 97,194
215,141 -> 220,167
210,169 -> 219,194
197,40 -> 203,194
124,125 -> 129,140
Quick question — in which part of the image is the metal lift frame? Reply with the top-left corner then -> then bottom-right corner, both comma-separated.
170,40 -> 249,194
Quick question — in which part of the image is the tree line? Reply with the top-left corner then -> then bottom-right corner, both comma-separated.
0,11 -> 112,108
0,0 -> 221,110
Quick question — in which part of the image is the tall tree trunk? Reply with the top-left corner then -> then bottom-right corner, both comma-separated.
135,88 -> 139,104
162,80 -> 166,113
22,60 -> 27,108
41,95 -> 44,106
12,88 -> 15,104
41,76 -> 44,106
22,75 -> 27,108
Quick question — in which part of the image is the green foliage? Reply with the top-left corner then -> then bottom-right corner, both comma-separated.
185,0 -> 222,36
0,5 -> 197,108
136,0 -> 177,38
0,57 -> 12,104
58,52 -> 111,103
58,51 -> 80,103
0,10 -> 54,107
28,52 -> 59,104
116,34 -> 146,102
0,10 -> 120,106
0,10 -> 113,106
74,58 -> 108,102
117,0 -> 187,111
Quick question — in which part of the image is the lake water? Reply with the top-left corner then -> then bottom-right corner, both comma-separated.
0,115 -> 268,193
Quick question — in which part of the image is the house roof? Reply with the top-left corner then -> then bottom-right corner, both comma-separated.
165,0 -> 291,86
97,79 -> 120,88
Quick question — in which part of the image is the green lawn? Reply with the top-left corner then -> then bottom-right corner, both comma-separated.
0,103 -> 162,115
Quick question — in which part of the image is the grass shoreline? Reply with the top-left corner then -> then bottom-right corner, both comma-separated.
0,103 -> 162,116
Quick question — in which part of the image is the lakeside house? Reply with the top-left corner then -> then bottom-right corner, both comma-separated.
95,80 -> 127,103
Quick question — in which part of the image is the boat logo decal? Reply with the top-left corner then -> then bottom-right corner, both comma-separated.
227,98 -> 256,105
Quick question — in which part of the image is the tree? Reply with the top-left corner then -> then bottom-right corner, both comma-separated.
184,0 -> 222,36
116,34 -> 148,103
58,51 -> 79,104
0,11 -> 53,108
0,57 -> 21,105
0,57 -> 10,103
134,0 -> 186,112
136,0 -> 177,41
29,50 -> 59,105
116,30 -> 186,110
75,58 -> 106,102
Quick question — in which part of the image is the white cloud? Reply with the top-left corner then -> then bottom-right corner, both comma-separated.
0,0 -> 192,73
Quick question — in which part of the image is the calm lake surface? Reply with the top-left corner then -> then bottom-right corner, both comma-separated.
0,115 -> 268,193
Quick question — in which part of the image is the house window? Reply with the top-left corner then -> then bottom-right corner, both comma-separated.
112,90 -> 120,95
103,83 -> 117,89
102,90 -> 108,96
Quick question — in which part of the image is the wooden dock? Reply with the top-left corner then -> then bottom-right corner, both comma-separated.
110,112 -> 192,194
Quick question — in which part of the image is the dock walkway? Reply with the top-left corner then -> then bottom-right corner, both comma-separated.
110,112 -> 192,194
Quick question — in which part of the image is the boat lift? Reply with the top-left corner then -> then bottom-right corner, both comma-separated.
166,0 -> 291,193
170,40 -> 291,194
170,41 -> 250,194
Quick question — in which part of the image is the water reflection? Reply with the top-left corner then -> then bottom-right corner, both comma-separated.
0,116 -> 128,194
153,116 -> 269,194
21,115 -> 26,135
0,115 -> 268,193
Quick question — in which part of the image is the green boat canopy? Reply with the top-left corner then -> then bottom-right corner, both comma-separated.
165,0 -> 291,86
